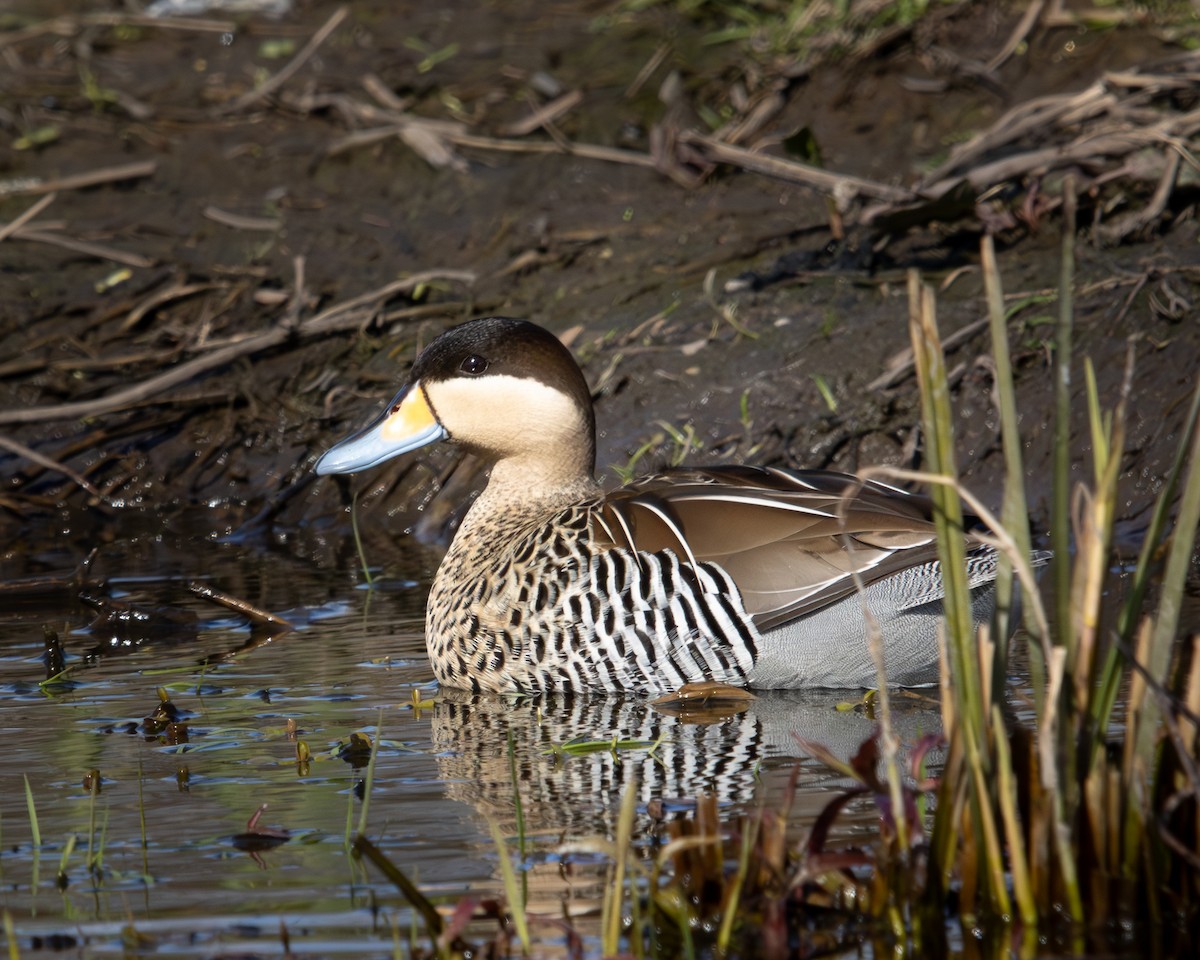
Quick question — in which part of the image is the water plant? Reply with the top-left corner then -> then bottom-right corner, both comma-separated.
896,193 -> 1200,952
351,487 -> 377,587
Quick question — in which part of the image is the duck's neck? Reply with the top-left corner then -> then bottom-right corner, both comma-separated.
457,453 -> 600,538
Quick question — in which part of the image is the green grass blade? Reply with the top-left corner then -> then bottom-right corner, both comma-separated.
716,813 -> 756,953
22,776 -> 39,849
1051,178 -> 1076,644
1132,397 -> 1200,766
906,273 -> 978,718
992,704 -> 1036,925
506,730 -> 528,912
487,820 -> 530,953
603,785 -> 638,956
351,488 -> 376,587
137,760 -> 149,878
55,833 -> 76,889
4,909 -> 18,960
1092,378 -> 1200,756
1072,358 -> 1126,702
909,271 -> 1012,913
982,235 -> 1038,694
352,835 -> 444,944
1045,182 -> 1086,925
356,713 -> 384,837
1117,377 -> 1200,641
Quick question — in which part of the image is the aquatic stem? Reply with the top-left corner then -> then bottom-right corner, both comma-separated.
602,784 -> 638,957
351,488 -> 377,587
909,271 -> 1011,915
716,812 -> 756,954
1092,377 -> 1200,760
1051,177 -> 1075,652
981,234 -> 1040,697
22,776 -> 40,849
506,730 -> 528,914
3,910 -> 17,960
1125,377 -> 1200,864
487,820 -> 530,953
355,712 -> 384,838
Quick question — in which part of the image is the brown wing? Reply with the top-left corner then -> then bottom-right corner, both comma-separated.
592,465 -> 962,631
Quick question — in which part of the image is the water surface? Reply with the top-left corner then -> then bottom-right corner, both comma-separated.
0,532 -> 935,956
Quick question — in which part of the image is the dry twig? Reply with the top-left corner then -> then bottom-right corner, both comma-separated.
0,12 -> 235,50
0,161 -> 157,199
0,270 -> 475,427
213,6 -> 349,115
0,192 -> 56,243
188,581 -> 293,633
7,228 -> 154,268
203,206 -> 283,232
500,90 -> 584,138
0,433 -> 107,500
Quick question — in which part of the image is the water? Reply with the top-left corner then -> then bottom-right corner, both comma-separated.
0,531 -> 941,956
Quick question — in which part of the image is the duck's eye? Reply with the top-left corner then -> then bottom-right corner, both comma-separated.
459,354 -> 489,376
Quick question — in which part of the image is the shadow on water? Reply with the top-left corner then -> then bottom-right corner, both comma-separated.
0,531 -> 953,956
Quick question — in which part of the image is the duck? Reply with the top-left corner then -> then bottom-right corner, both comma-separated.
315,316 -> 1013,695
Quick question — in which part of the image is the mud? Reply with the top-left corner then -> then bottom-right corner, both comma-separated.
0,2 -> 1197,585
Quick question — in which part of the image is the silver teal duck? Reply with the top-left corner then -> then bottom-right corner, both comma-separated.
316,316 -> 1012,695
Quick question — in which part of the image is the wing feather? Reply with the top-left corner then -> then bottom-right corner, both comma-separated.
592,465 -> 972,631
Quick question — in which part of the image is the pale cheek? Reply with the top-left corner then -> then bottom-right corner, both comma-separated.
431,377 -> 583,454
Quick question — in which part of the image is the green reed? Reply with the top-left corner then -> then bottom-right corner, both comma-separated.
4,909 -> 17,960
505,730 -> 528,914
486,820 -> 529,954
351,487 -> 377,587
899,186 -> 1200,951
21,777 -> 40,850
355,713 -> 384,839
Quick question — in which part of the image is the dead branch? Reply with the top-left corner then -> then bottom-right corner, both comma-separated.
0,433 -> 107,500
1094,148 -> 1183,245
188,581 -> 293,633
8,227 -> 154,268
0,192 -> 56,243
213,6 -> 349,115
867,317 -> 990,392
500,90 -> 584,138
678,131 -> 913,204
0,270 -> 475,427
0,160 -> 156,199
119,281 -> 228,334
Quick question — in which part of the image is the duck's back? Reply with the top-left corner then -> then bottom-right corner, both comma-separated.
589,465 -> 1004,688
594,467 -> 945,619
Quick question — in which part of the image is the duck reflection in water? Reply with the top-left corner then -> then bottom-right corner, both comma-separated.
429,687 -> 943,838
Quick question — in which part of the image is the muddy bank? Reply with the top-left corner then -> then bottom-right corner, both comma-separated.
0,1 -> 1197,583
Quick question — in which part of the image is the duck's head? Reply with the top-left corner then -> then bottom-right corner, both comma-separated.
314,317 -> 596,485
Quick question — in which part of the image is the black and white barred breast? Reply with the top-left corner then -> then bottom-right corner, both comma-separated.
426,503 -> 761,694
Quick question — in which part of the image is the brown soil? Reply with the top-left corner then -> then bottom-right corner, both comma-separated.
1,0 -> 1197,582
